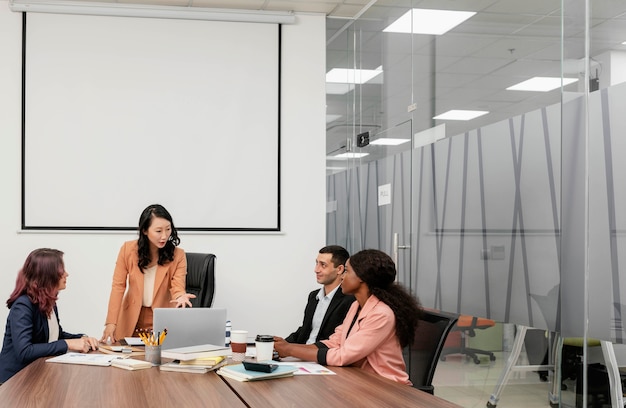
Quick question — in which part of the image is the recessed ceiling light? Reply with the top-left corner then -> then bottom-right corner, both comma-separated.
326,67 -> 383,84
332,152 -> 370,159
507,77 -> 578,92
622,41 -> 626,45
370,138 -> 411,146
433,110 -> 488,121
383,8 -> 476,35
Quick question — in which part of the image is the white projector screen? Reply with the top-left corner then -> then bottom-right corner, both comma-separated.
22,12 -> 280,231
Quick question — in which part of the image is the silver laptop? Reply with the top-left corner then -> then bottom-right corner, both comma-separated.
153,307 -> 227,349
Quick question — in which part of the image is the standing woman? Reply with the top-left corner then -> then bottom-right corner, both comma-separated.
101,204 -> 195,343
0,249 -> 100,384
274,249 -> 422,385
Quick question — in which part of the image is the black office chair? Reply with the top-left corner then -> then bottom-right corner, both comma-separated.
403,309 -> 458,394
185,252 -> 216,308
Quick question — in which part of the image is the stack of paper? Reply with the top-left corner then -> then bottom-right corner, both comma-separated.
159,358 -> 226,374
111,358 -> 152,371
161,344 -> 230,361
179,356 -> 225,367
217,363 -> 298,382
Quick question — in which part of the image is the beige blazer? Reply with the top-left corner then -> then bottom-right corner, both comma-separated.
104,240 -> 187,338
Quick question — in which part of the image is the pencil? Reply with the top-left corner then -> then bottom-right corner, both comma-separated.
159,328 -> 167,345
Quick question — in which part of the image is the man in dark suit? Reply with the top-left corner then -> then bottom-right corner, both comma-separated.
285,245 -> 355,344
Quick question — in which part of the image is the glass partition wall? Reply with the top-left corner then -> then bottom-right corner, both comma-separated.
327,0 -> 626,406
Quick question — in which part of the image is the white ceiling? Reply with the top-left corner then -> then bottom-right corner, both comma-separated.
323,0 -> 626,161
176,1 -> 626,160
22,0 -> 626,160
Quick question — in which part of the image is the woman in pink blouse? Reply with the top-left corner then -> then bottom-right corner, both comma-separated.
274,249 -> 422,385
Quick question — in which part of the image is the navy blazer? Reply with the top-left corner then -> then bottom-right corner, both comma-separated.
0,294 -> 82,383
285,286 -> 355,344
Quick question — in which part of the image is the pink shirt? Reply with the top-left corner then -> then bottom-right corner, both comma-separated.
320,295 -> 410,385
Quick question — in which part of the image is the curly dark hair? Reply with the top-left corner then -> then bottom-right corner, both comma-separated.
137,204 -> 180,270
348,249 -> 422,348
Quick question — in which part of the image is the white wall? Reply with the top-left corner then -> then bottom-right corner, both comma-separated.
0,3 -> 326,343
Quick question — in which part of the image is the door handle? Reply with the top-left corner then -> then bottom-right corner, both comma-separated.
393,233 -> 411,268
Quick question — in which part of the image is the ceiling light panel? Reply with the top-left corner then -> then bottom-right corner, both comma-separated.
383,8 -> 476,35
433,110 -> 489,121
332,152 -> 370,159
370,138 -> 410,146
326,67 -> 383,84
507,76 -> 578,92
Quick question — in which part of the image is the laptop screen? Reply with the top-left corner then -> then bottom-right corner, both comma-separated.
153,307 -> 227,349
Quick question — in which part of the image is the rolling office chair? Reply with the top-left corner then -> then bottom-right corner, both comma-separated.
403,309 -> 459,394
185,252 -> 216,308
551,336 -> 624,408
440,315 -> 497,364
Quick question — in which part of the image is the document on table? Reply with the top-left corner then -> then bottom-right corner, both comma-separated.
46,353 -> 121,366
274,361 -> 336,375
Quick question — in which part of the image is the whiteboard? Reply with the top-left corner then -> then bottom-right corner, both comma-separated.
22,13 -> 280,231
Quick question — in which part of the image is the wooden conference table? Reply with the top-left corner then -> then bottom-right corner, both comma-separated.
0,357 -> 461,408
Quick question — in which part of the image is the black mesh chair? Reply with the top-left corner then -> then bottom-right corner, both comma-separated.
185,252 -> 216,308
403,309 -> 458,394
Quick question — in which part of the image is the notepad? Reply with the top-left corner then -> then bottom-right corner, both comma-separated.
160,359 -> 226,374
179,355 -> 225,366
111,358 -> 152,371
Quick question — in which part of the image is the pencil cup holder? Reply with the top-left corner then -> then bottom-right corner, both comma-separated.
145,345 -> 161,366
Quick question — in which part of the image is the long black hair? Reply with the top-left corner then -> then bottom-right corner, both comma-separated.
349,249 -> 422,348
137,204 -> 180,270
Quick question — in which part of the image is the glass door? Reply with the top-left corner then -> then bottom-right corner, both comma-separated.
325,12 -> 416,288
326,119 -> 413,288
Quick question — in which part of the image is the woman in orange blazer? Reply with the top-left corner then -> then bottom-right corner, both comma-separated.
100,204 -> 195,343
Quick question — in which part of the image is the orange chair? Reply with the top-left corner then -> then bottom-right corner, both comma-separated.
440,315 -> 497,364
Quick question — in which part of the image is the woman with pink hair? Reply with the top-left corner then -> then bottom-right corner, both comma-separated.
0,248 -> 99,383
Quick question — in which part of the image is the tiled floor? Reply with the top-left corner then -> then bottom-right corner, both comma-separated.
432,351 -> 581,408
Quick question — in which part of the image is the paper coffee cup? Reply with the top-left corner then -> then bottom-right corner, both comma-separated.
230,330 -> 248,362
255,334 -> 274,362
